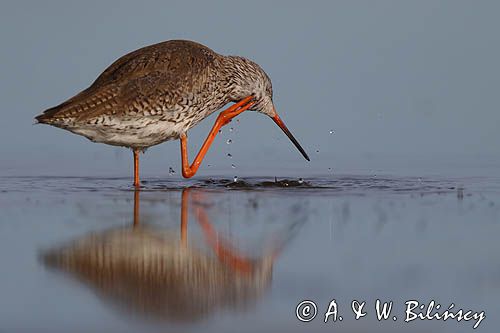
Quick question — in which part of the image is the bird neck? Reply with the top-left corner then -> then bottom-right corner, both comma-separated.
219,55 -> 258,102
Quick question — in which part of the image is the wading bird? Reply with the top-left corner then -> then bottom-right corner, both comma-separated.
36,40 -> 309,187
42,188 -> 281,320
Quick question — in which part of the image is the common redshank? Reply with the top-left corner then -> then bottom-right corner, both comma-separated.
42,188 -> 277,320
35,40 -> 309,187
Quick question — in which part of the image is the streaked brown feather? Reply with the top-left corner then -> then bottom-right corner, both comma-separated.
34,39 -> 274,150
37,40 -> 218,124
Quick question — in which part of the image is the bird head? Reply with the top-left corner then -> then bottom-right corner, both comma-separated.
226,56 -> 310,161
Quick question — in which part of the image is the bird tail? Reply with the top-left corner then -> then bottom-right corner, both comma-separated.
35,85 -> 95,124
35,104 -> 64,124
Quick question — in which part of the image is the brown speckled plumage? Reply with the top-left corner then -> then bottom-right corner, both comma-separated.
41,226 -> 273,321
35,39 -> 309,184
36,40 -> 274,150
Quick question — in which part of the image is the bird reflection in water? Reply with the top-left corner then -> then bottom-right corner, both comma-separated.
41,188 -> 292,322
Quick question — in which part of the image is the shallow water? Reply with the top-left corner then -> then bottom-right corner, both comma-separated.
1,175 -> 500,333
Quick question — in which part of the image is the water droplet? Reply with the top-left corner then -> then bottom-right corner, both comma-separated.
229,127 -> 234,132
329,130 -> 334,134
231,164 -> 236,169
207,164 -> 211,167
226,139 -> 232,145
227,153 -> 232,158
233,176 -> 238,182
298,178 -> 304,184
168,167 -> 175,175
316,149 -> 320,154
236,119 -> 240,123
218,129 -> 222,134
328,167 -> 332,172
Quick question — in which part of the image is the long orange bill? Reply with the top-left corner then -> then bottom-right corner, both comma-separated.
272,113 -> 310,161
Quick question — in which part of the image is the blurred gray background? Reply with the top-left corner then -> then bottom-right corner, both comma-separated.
1,0 -> 499,178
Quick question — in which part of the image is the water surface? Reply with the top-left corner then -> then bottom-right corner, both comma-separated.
1,176 -> 499,332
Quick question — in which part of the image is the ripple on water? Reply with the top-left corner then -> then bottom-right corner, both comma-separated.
0,175 -> 488,196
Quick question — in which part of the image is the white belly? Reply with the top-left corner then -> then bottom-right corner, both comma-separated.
69,117 -> 189,149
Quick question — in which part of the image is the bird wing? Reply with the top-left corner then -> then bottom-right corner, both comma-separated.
37,40 -> 217,123
37,72 -> 188,123
90,40 -> 217,87
77,71 -> 184,121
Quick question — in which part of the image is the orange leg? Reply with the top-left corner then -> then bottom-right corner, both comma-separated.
190,191 -> 254,274
133,188 -> 140,227
180,96 -> 255,178
180,188 -> 189,247
133,149 -> 140,187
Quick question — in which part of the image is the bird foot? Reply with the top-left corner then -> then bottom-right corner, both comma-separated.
217,96 -> 255,127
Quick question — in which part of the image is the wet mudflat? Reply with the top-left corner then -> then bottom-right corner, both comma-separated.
0,175 -> 499,333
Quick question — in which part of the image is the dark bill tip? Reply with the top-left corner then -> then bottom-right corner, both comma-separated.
272,114 -> 310,161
